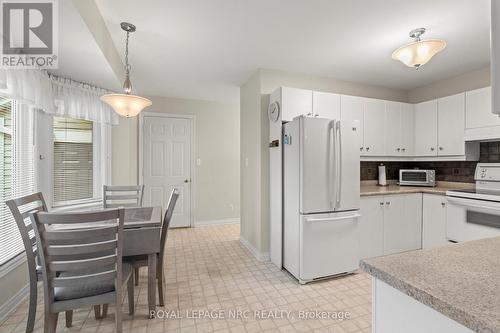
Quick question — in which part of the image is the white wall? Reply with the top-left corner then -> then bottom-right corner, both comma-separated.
408,67 -> 490,103
112,96 -> 240,222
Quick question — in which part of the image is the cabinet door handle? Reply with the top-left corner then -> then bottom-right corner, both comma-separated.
441,202 -> 446,207
385,201 -> 391,205
314,114 -> 319,117
402,148 -> 406,152
366,147 -> 370,151
430,147 -> 435,151
307,112 -> 312,116
380,202 -> 384,206
439,147 -> 444,151
360,147 -> 364,151
396,148 -> 401,152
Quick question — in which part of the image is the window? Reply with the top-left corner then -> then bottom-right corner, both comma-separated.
53,117 -> 94,205
0,98 -> 35,265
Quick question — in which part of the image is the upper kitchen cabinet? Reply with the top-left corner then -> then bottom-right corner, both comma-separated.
341,95 -> 365,153
363,98 -> 385,156
281,87 -> 312,122
437,93 -> 466,156
414,100 -> 438,156
341,96 -> 385,156
465,87 -> 500,141
384,102 -> 414,156
312,91 -> 341,120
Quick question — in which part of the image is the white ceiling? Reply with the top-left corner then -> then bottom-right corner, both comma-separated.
63,0 -> 491,103
50,1 -> 120,91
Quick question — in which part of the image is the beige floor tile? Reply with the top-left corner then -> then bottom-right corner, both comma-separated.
0,224 -> 371,333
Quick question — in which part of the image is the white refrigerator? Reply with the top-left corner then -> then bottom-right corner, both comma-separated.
283,116 -> 361,284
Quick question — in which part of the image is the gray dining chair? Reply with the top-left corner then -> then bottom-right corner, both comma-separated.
128,188 -> 179,306
6,193 -> 102,332
103,185 -> 145,208
31,209 -> 135,333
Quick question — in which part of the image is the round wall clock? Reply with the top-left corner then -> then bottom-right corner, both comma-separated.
268,101 -> 280,123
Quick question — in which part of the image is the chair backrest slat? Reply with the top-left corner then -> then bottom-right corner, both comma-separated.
103,185 -> 144,208
31,208 -> 124,304
46,239 -> 117,256
5,192 -> 48,276
51,270 -> 117,288
159,189 -> 179,261
49,254 -> 117,272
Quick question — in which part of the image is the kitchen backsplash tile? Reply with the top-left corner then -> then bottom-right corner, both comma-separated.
361,142 -> 500,183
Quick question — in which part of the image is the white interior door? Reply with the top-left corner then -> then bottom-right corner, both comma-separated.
143,115 -> 192,228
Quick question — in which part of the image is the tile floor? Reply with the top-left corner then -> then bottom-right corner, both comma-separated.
0,224 -> 372,333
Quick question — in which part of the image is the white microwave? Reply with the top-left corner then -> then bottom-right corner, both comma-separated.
399,169 -> 436,187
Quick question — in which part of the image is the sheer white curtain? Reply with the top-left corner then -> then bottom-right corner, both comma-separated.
0,69 -> 118,125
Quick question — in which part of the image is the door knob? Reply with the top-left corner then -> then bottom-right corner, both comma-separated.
184,179 -> 190,183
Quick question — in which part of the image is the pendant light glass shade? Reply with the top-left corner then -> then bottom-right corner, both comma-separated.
101,93 -> 152,118
392,28 -> 446,69
101,22 -> 152,117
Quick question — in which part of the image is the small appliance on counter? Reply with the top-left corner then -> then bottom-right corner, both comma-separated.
378,164 -> 388,186
399,169 -> 436,187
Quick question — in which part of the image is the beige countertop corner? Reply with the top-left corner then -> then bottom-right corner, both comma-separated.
360,237 -> 500,333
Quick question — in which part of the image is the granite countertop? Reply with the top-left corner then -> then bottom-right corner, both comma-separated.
360,181 -> 474,197
360,237 -> 500,333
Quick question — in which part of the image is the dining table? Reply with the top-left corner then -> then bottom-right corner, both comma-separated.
56,205 -> 163,318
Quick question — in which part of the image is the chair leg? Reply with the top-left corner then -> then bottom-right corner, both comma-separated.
44,312 -> 58,333
115,300 -> 122,333
93,305 -> 101,320
127,274 -> 135,314
102,304 -> 109,318
134,267 -> 139,286
65,310 -> 73,327
157,263 -> 165,307
26,279 -> 37,333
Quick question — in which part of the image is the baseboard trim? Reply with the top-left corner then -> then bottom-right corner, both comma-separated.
239,236 -> 270,262
0,283 -> 29,322
194,218 -> 240,227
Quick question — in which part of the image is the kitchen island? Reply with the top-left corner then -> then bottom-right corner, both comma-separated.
360,237 -> 500,333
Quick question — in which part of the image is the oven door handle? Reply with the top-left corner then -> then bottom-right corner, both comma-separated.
447,196 -> 500,213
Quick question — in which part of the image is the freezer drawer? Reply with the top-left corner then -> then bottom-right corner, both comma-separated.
299,211 -> 361,282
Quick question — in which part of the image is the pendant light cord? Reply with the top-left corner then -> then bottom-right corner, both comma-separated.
125,31 -> 131,76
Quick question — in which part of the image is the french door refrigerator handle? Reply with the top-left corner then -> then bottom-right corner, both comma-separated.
329,121 -> 335,208
306,213 -> 361,223
335,121 -> 342,208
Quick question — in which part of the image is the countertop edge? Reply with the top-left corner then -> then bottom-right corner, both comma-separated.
359,260 -> 497,333
359,188 -> 447,197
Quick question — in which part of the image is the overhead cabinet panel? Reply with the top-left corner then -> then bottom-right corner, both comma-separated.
341,95 -> 364,152
437,93 -> 465,156
400,103 -> 415,156
363,98 -> 385,156
281,87 -> 312,122
414,100 -> 438,156
312,91 -> 341,120
384,101 -> 402,156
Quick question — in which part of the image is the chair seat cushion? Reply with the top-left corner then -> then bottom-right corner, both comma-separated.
54,263 -> 132,301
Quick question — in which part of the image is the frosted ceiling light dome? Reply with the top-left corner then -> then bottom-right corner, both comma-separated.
392,28 -> 446,69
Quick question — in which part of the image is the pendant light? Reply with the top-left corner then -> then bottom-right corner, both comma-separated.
392,28 -> 446,70
101,22 -> 152,117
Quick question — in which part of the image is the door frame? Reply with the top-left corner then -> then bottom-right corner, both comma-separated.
138,111 -> 196,227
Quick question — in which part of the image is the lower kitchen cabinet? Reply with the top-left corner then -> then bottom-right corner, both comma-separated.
422,194 -> 448,249
358,196 -> 384,259
383,194 -> 422,255
359,193 -> 422,258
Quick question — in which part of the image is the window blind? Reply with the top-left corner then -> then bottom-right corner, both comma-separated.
0,99 -> 36,265
53,117 -> 93,205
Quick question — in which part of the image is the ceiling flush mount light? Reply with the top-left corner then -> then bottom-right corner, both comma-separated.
392,28 -> 446,70
101,22 -> 152,117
